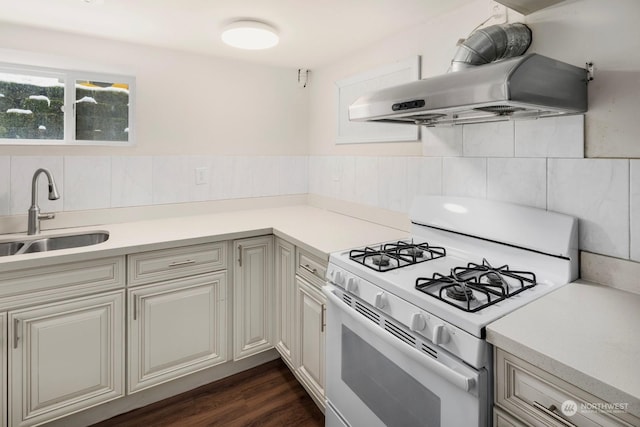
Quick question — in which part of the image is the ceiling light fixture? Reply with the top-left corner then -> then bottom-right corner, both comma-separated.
221,20 -> 279,50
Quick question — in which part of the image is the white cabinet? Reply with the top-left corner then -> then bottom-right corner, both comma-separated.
0,313 -> 6,427
275,238 -> 296,369
8,291 -> 124,427
233,236 -> 274,360
494,348 -> 640,427
127,272 -> 227,393
295,275 -> 326,409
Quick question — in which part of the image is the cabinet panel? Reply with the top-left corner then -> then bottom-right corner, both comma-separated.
495,348 -> 638,427
295,276 -> 326,408
233,236 -> 274,360
128,272 -> 227,393
0,313 -> 5,427
275,238 -> 296,368
9,291 -> 124,427
128,242 -> 226,286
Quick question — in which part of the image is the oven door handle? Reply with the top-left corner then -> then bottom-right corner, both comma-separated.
324,287 -> 476,393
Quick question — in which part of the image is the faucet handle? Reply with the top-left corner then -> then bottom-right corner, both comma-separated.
38,212 -> 55,221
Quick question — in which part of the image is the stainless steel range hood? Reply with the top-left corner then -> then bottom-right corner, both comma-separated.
349,54 -> 588,127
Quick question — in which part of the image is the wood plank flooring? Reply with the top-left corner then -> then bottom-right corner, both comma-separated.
92,359 -> 324,427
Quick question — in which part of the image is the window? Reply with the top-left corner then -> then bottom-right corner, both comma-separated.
0,63 -> 135,145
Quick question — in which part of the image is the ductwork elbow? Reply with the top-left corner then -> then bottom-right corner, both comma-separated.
448,23 -> 532,72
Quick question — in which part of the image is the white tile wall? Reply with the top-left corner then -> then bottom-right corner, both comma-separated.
64,156 -> 111,211
0,156 -> 9,216
10,156 -> 64,215
152,156 -> 190,205
210,156 -> 233,200
355,157 -> 379,207
515,115 -> 584,158
252,156 -> 280,197
1,155 -> 309,218
463,121 -> 514,157
422,126 -> 463,157
442,157 -> 487,197
378,157 -> 408,212
279,156 -> 308,196
548,158 -> 629,259
631,160 -> 640,262
487,158 -> 547,209
407,157 -> 442,203
111,156 -> 153,208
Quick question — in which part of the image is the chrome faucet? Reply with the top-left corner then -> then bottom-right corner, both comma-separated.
27,168 -> 60,235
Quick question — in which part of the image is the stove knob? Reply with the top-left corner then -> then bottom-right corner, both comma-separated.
410,313 -> 426,332
345,277 -> 358,293
432,324 -> 450,345
374,292 -> 387,309
333,271 -> 344,285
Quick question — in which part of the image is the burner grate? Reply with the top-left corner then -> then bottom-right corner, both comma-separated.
415,258 -> 537,312
349,240 -> 446,273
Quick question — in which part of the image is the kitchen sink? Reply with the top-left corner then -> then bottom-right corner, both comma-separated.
0,241 -> 25,257
0,231 -> 109,257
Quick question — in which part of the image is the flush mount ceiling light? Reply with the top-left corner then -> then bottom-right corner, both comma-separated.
221,20 -> 279,50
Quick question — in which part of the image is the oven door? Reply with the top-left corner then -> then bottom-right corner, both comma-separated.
323,285 -> 489,427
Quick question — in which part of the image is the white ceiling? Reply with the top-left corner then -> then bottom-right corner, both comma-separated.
0,0 -> 475,69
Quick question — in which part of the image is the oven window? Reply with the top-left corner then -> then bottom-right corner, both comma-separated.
341,325 -> 441,427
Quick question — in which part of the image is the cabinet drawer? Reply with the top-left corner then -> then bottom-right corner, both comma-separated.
0,257 -> 125,310
296,248 -> 327,288
495,348 -> 638,427
128,242 -> 226,286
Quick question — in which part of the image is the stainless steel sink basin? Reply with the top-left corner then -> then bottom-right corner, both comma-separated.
0,241 -> 25,257
0,231 -> 109,257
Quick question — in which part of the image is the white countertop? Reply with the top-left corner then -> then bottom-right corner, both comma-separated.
487,279 -> 640,418
0,204 -> 408,271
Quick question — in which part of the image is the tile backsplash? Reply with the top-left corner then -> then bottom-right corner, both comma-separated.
309,115 -> 640,264
0,155 -> 308,217
1,115 -> 637,266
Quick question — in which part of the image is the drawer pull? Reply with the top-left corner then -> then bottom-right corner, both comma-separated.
533,401 -> 577,426
300,264 -> 318,275
168,259 -> 196,268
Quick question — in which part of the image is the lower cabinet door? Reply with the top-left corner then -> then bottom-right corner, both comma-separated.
128,272 -> 227,393
0,313 -> 6,427
295,276 -> 326,408
9,291 -> 124,427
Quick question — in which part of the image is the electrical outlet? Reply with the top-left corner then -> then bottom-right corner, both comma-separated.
195,167 -> 209,185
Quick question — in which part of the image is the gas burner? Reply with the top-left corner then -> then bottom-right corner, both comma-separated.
402,246 -> 424,258
371,254 -> 391,267
446,285 -> 474,301
349,240 -> 446,272
415,259 -> 538,313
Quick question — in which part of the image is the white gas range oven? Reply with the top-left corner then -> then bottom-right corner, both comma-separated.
323,195 -> 578,427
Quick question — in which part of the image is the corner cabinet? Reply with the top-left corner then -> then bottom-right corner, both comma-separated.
295,275 -> 326,408
233,236 -> 274,360
9,291 -> 124,427
274,238 -> 296,369
274,244 -> 327,411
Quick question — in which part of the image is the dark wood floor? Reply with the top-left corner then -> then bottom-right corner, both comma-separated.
92,359 -> 324,427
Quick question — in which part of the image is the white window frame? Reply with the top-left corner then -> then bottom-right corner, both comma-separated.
0,62 -> 135,146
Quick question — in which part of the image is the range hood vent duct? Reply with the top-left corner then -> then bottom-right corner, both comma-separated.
349,24 -> 587,127
449,23 -> 532,72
